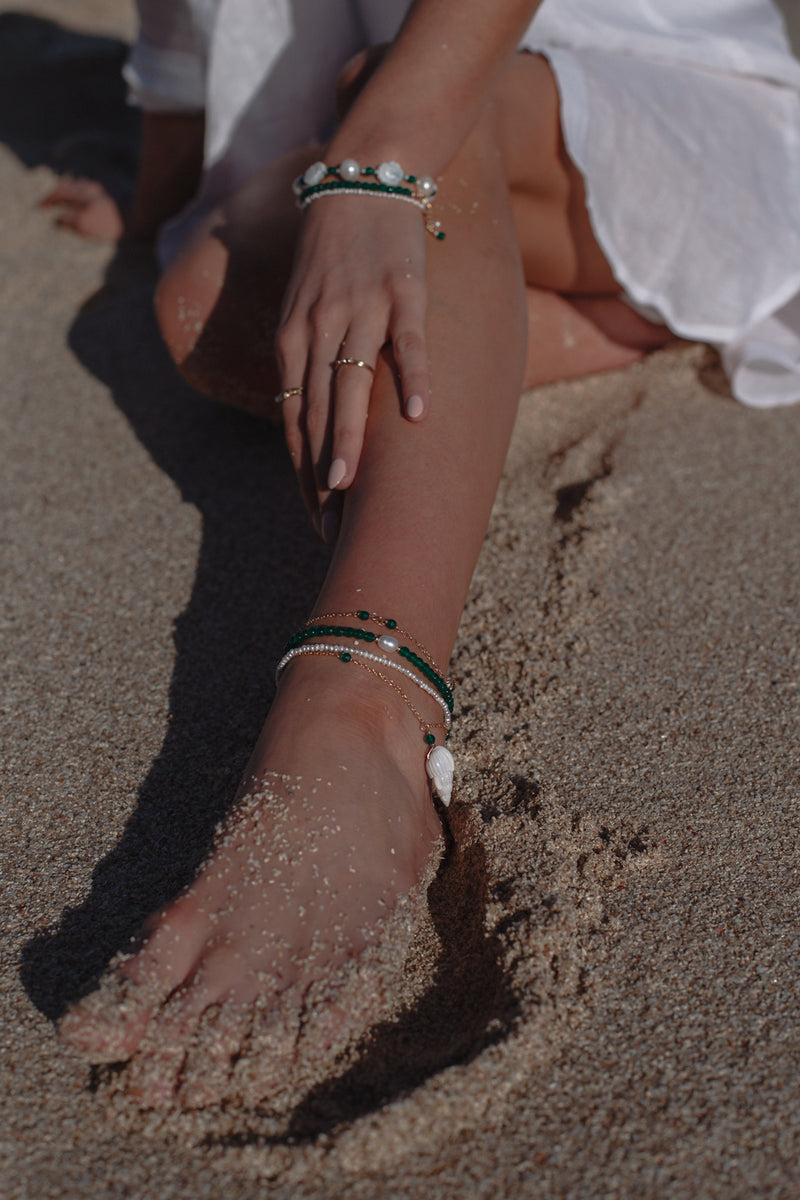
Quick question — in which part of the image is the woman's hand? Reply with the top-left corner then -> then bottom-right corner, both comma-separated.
276,193 -> 432,541
39,177 -> 126,241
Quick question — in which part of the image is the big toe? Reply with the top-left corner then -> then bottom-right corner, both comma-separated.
58,997 -> 153,1063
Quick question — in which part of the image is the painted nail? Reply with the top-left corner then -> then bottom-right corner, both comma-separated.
321,510 -> 340,544
406,394 -> 424,419
327,457 -> 347,489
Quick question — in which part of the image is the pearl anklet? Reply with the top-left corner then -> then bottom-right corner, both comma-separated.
279,611 -> 456,806
275,642 -> 452,731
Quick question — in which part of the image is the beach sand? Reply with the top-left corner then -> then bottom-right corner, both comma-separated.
3,2 -> 800,1196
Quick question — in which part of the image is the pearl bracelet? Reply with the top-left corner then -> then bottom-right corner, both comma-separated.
294,158 -> 437,199
293,159 -> 445,240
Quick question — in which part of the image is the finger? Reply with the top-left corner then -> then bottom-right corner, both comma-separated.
274,313 -> 319,531
304,317 -> 350,516
281,391 -> 320,534
319,489 -> 343,546
39,177 -> 105,207
55,197 -> 125,241
54,209 -> 82,230
327,336 -> 384,493
390,291 -> 431,422
72,198 -> 125,241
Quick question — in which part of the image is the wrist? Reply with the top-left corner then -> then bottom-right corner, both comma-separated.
293,157 -> 445,241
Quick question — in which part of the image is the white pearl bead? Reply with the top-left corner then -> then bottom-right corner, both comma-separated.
292,175 -> 305,195
303,160 -> 328,187
377,160 -> 404,186
339,158 -> 361,181
417,175 -> 437,197
378,634 -> 400,653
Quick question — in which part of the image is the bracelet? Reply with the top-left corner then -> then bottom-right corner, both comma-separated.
294,158 -> 445,241
294,159 -> 437,198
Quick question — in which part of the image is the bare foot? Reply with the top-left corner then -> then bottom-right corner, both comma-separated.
58,654 -> 445,1109
39,177 -> 125,241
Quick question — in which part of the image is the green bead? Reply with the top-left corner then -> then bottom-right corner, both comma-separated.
424,733 -> 435,745
357,610 -> 369,621
365,631 -> 376,641
386,619 -> 397,629
340,652 -> 351,662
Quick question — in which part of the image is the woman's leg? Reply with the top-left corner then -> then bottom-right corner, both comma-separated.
60,54 -> 652,1105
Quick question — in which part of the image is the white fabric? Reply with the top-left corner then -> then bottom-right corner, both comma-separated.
524,0 -> 800,87
126,0 -> 800,408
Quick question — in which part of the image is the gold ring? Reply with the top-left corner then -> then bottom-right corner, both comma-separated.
275,387 -> 304,403
332,358 -> 375,374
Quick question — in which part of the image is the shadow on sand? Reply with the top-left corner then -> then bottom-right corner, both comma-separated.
14,10 -> 520,1136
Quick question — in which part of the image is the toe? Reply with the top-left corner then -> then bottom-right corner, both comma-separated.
177,1000 -> 251,1109
58,992 -> 153,1063
228,984 -> 304,1107
57,965 -> 161,1063
124,985 -> 209,1109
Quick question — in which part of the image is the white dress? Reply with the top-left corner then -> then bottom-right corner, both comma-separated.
125,0 -> 800,408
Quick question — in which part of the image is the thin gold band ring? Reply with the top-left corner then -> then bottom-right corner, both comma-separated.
332,357 -> 375,374
275,386 -> 305,403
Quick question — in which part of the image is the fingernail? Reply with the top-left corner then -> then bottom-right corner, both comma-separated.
327,457 -> 347,489
406,394 -> 424,420
321,510 -> 340,544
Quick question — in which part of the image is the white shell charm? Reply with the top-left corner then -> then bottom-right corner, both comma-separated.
426,744 -> 455,807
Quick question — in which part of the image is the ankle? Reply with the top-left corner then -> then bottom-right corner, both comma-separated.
276,653 -> 436,760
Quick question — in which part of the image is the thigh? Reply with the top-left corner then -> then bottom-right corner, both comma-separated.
493,52 -> 622,296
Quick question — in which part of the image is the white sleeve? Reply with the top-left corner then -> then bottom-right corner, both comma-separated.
123,0 -> 216,113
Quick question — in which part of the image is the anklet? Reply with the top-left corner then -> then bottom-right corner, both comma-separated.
285,624 -> 453,713
351,648 -> 455,805
275,642 -> 451,730
299,612 -> 454,708
275,643 -> 453,801
306,611 -> 449,682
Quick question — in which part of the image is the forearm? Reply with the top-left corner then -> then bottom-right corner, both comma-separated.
326,0 -> 542,173
125,110 -> 205,240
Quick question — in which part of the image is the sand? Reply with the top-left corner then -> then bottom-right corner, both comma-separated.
2,2 -> 800,1197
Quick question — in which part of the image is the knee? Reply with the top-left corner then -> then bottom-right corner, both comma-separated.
153,246 -> 221,376
153,270 -> 190,368
335,45 -> 388,119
